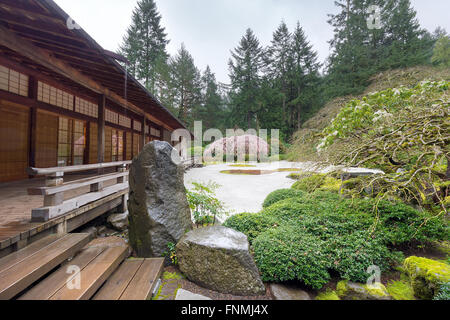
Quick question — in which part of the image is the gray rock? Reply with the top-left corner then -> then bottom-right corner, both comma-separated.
128,141 -> 192,257
107,211 -> 129,231
337,281 -> 392,300
80,226 -> 98,240
175,289 -> 212,300
176,226 -> 265,296
270,284 -> 311,300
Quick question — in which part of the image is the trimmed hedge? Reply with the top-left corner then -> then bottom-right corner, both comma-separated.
262,189 -> 305,208
224,190 -> 448,289
253,224 -> 331,289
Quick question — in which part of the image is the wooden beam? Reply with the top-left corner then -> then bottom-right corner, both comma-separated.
28,76 -> 38,170
0,24 -> 144,117
0,25 -> 180,132
97,95 -> 105,165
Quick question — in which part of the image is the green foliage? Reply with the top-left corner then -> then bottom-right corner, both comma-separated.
325,0 -> 434,100
223,212 -> 278,243
432,35 -> 450,67
310,80 -> 450,215
262,189 -> 305,208
404,256 -> 450,299
315,290 -> 340,300
433,282 -> 450,300
228,21 -> 323,137
187,181 -> 227,226
118,0 -> 169,94
253,225 -> 331,289
291,174 -> 342,193
386,280 -> 416,300
163,242 -> 178,265
224,190 -> 448,289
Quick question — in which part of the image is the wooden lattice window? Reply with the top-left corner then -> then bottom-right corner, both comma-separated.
111,129 -> 124,162
119,115 -> 131,128
133,120 -> 142,132
57,117 -> 86,166
150,127 -> 161,137
38,81 -> 73,110
75,97 -> 98,118
105,109 -> 119,124
73,120 -> 86,165
0,65 -> 29,97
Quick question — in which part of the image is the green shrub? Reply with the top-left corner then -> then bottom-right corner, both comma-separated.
222,212 -> 278,243
262,189 -> 305,208
324,230 -> 403,282
291,174 -> 326,192
433,282 -> 450,300
224,190 -> 448,289
252,224 -> 331,289
291,174 -> 342,193
348,198 -> 449,245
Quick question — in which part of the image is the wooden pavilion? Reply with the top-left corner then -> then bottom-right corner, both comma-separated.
0,0 -> 188,183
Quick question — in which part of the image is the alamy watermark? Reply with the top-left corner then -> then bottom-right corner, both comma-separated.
367,5 -> 383,30
170,121 -> 281,165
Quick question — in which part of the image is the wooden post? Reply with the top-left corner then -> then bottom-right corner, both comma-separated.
97,95 -> 105,170
44,172 -> 64,207
28,76 -> 38,173
140,114 -> 146,151
117,164 -> 126,184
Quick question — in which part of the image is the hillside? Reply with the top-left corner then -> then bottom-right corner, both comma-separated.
300,66 -> 450,132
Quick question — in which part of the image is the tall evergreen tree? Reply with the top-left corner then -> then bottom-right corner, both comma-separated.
197,66 -> 224,130
289,22 -> 322,130
168,44 -> 202,128
229,28 -> 264,130
265,22 -> 292,129
118,0 -> 169,95
383,0 -> 433,68
325,0 -> 433,99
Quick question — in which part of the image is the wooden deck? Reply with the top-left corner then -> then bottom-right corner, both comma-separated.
0,172 -> 125,257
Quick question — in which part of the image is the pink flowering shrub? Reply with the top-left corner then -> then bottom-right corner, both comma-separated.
204,135 -> 269,162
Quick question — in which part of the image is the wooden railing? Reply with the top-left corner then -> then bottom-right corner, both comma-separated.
27,161 -> 131,222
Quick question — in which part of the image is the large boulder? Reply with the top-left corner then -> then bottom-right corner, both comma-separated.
403,256 -> 450,299
176,226 -> 265,296
128,141 -> 192,257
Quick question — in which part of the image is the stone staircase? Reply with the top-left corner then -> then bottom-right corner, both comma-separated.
0,233 -> 164,300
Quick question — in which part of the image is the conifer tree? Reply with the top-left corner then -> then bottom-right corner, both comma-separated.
119,0 -> 169,95
229,28 -> 264,130
289,22 -> 322,130
197,66 -> 224,130
168,44 -> 202,128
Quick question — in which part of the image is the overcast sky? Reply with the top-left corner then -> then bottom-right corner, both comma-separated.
54,0 -> 450,84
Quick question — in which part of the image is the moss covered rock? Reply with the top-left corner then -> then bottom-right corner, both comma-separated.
316,290 -> 340,300
336,280 -> 392,300
291,174 -> 342,193
403,256 -> 450,299
386,280 -> 416,300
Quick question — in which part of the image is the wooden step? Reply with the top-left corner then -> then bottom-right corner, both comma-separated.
0,233 -> 90,300
93,258 -> 164,300
19,236 -> 129,300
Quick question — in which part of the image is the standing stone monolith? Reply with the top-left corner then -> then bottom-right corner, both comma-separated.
128,141 -> 192,257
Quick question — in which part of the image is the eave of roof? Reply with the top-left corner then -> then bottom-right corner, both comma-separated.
0,0 -> 189,132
